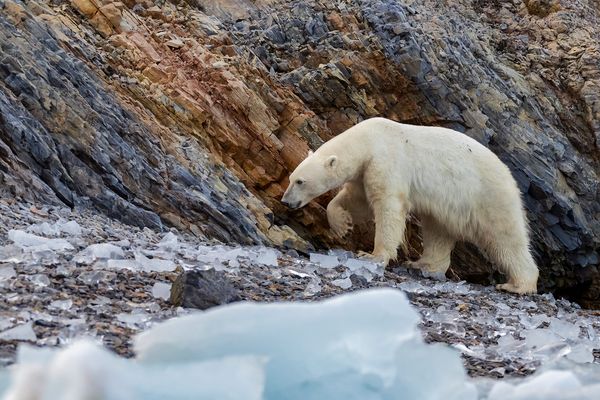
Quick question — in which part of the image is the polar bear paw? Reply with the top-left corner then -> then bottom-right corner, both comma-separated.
357,251 -> 387,265
328,209 -> 353,238
496,282 -> 537,295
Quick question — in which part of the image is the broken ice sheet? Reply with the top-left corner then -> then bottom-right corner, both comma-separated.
0,266 -> 16,281
117,311 -> 152,329
157,232 -> 179,252
327,249 -> 354,263
253,248 -> 279,267
344,258 -> 384,282
0,321 -> 36,341
303,277 -> 322,297
134,288 -> 477,399
0,245 -> 25,263
152,282 -> 171,301
74,243 -> 125,265
49,299 -> 73,311
2,341 -> 265,400
331,277 -> 352,289
549,317 -> 580,340
196,246 -> 244,269
487,369 -> 600,400
135,253 -> 176,272
106,259 -> 141,271
309,253 -> 339,268
29,274 -> 50,287
27,220 -> 82,237
8,230 -> 74,252
78,270 -> 116,285
398,280 -> 430,294
566,343 -> 595,364
287,269 -> 312,279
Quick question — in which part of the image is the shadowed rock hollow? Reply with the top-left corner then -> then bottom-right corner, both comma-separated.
1,0 -> 600,305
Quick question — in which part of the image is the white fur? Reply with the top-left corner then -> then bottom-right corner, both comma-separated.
282,117 -> 539,294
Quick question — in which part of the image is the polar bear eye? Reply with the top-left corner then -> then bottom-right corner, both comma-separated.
296,179 -> 304,185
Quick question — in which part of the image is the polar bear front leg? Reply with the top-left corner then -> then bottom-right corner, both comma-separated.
371,197 -> 408,266
327,188 -> 354,238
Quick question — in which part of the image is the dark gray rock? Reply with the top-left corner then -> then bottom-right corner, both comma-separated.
0,6 -> 266,245
169,269 -> 241,310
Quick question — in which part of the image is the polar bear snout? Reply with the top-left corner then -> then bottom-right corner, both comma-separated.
281,189 -> 303,209
281,198 -> 301,209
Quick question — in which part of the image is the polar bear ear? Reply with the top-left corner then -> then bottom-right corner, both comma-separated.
326,155 -> 338,168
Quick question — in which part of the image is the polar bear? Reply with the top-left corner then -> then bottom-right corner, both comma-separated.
281,117 -> 539,294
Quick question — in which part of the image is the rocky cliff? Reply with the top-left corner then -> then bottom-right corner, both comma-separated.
1,0 -> 600,305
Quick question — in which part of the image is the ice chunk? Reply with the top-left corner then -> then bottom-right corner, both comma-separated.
2,341 -> 265,400
27,220 -> 83,237
152,282 -> 171,301
74,243 -> 125,264
327,249 -> 354,263
497,333 -> 522,353
398,280 -> 430,294
55,265 -> 71,277
0,322 -> 36,341
77,270 -> 116,285
8,230 -> 73,252
523,329 -> 563,349
345,258 -> 381,273
135,253 -> 176,272
287,267 -> 313,278
29,274 -> 50,287
59,221 -> 83,236
421,270 -> 447,281
106,259 -> 141,271
254,248 -> 278,267
49,299 -> 73,311
157,232 -> 179,252
519,313 -> 550,330
117,311 -> 152,329
303,278 -> 321,297
488,370 -> 598,400
331,277 -> 352,289
194,245 -> 279,270
0,245 -> 25,263
309,253 -> 339,268
0,266 -> 16,281
566,343 -> 595,364
135,288 -> 477,400
344,258 -> 384,282
196,245 -> 243,268
549,317 -> 580,340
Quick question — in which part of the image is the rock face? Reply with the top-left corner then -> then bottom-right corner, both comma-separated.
1,0 -> 600,305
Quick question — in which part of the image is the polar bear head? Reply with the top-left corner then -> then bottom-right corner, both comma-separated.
281,150 -> 340,209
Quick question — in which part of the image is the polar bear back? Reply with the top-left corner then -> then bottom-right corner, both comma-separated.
331,118 -> 524,237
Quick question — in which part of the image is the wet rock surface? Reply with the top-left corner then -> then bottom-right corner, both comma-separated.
1,201 -> 600,380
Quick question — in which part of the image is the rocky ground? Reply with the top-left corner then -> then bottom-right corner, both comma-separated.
1,201 -> 599,380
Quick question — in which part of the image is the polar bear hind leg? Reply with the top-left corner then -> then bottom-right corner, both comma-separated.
408,215 -> 456,275
475,227 -> 539,295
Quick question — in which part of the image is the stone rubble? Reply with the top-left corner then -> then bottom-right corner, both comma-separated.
0,201 -> 599,380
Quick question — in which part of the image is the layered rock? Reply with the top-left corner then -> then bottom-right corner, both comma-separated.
1,0 -> 600,305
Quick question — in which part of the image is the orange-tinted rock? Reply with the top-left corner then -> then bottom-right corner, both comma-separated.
71,0 -> 98,17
